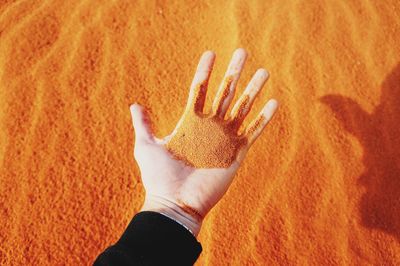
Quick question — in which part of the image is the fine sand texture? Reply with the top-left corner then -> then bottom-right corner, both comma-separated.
1,1 -> 399,265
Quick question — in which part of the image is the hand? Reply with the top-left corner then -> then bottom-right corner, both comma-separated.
130,48 -> 278,237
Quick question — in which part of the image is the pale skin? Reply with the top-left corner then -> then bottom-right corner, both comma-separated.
130,48 -> 278,237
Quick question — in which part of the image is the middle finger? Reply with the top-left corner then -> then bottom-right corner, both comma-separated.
211,48 -> 247,118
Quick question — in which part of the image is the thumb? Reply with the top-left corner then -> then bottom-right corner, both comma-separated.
130,103 -> 155,142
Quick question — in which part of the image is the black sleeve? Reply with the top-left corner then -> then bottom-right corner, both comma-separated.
93,211 -> 202,266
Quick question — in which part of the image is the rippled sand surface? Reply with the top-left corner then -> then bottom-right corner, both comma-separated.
0,1 -> 399,265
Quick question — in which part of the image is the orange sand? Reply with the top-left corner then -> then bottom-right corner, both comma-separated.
1,0 -> 400,265
166,113 -> 247,168
166,74 -> 250,168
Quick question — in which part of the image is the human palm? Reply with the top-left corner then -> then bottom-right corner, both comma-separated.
130,48 -> 278,236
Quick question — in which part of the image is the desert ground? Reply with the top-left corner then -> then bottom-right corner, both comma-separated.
0,0 -> 399,265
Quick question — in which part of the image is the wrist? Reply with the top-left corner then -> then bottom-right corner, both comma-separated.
140,195 -> 202,237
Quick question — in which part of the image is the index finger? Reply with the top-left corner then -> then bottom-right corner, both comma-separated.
186,51 -> 216,114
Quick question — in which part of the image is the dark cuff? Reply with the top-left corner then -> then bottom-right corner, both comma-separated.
95,211 -> 202,266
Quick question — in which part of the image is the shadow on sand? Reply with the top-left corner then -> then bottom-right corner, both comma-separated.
321,63 -> 400,241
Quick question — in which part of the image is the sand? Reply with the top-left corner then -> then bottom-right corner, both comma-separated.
165,74 -> 251,168
0,0 -> 399,265
166,113 -> 248,168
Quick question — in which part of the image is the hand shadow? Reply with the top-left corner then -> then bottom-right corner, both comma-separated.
320,63 -> 400,241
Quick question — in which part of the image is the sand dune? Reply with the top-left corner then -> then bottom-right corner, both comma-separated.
0,0 -> 399,265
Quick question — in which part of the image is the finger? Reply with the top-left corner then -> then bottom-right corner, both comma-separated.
130,103 -> 155,143
229,69 -> 269,127
212,48 -> 247,118
186,50 -> 216,114
245,99 -> 278,146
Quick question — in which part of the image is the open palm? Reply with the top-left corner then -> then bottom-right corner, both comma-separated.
130,48 -> 278,236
